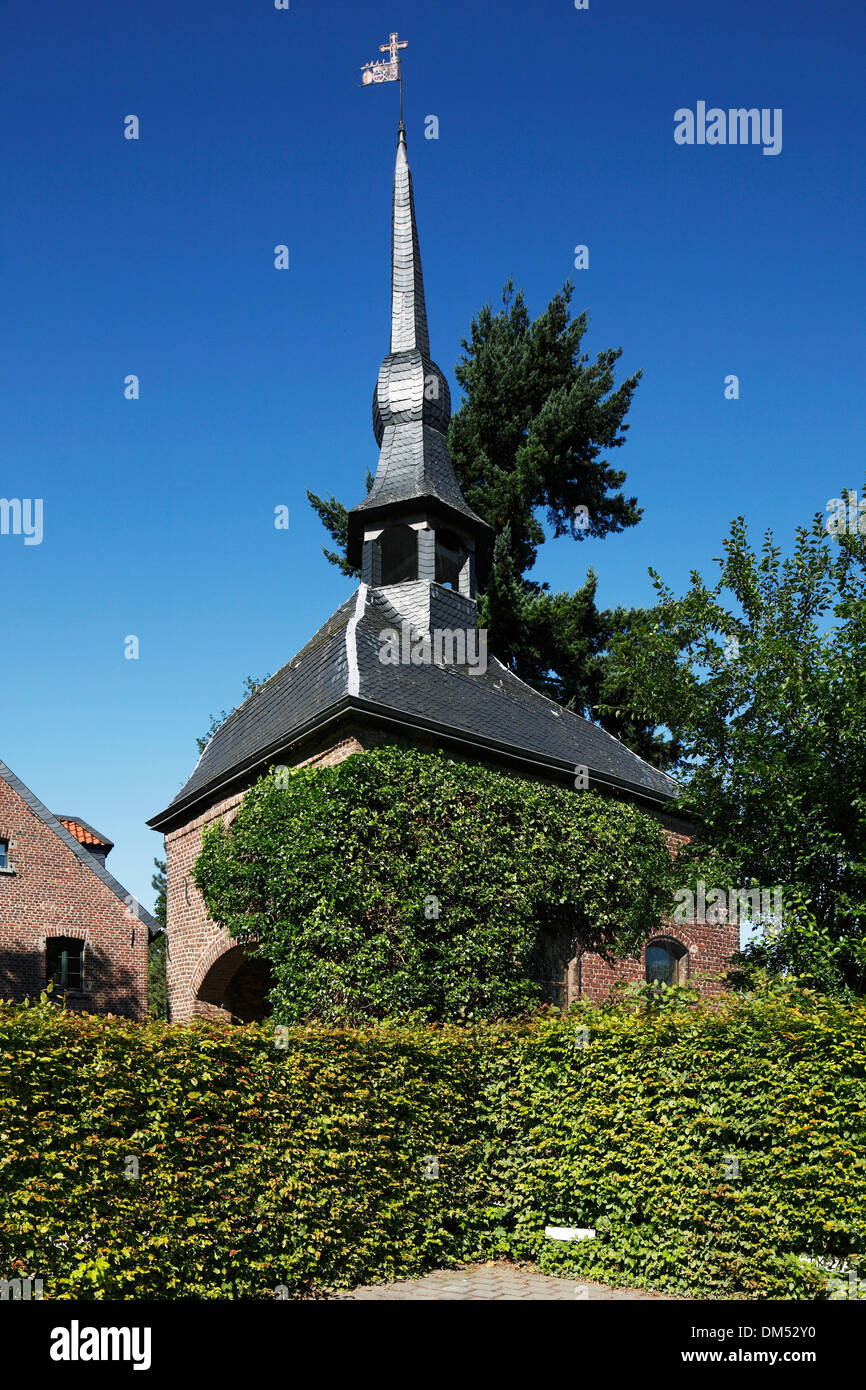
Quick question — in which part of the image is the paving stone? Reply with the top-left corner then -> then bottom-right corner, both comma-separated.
330,1261 -> 671,1301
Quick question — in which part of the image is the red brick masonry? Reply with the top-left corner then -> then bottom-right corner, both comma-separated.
0,773 -> 148,1019
577,827 -> 738,1003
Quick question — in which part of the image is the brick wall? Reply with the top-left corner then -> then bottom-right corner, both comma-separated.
575,828 -> 737,999
0,775 -> 148,1019
577,918 -> 739,1002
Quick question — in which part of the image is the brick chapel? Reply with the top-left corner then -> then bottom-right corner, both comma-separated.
149,121 -> 737,1023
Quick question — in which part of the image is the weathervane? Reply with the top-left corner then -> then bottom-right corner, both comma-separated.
360,31 -> 408,118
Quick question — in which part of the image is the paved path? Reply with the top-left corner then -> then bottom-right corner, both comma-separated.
333,1261 -> 670,1300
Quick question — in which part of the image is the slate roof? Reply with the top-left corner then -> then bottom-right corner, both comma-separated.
149,585 -> 679,831
0,759 -> 160,938
150,121 -> 679,834
346,122 -> 489,565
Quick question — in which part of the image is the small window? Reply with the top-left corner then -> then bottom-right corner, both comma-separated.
435,528 -> 468,590
645,938 -> 687,987
378,525 -> 418,585
46,938 -> 85,993
0,840 -> 7,871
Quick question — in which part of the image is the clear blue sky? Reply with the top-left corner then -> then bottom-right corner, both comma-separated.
1,0 -> 863,909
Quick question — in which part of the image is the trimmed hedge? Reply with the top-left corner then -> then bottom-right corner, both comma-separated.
1,985 -> 864,1300
480,986 -> 866,1298
0,1004 -> 482,1299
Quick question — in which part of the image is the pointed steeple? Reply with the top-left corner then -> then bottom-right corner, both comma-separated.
346,123 -> 490,584
389,120 -> 430,357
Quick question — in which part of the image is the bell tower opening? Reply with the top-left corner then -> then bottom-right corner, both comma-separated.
434,527 -> 470,592
377,523 -> 418,585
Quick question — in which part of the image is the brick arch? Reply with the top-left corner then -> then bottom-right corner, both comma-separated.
190,934 -> 242,1002
643,923 -> 699,954
192,936 -> 271,1023
644,930 -> 692,984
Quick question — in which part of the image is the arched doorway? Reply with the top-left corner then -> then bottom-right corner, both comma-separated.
195,943 -> 273,1023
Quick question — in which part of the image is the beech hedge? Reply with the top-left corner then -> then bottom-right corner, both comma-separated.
1,984 -> 864,1300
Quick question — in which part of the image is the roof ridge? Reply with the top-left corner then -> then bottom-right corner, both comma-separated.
345,584 -> 368,697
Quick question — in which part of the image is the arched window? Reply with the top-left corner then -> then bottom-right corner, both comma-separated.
434,527 -> 468,590
378,525 -> 418,585
645,937 -> 688,987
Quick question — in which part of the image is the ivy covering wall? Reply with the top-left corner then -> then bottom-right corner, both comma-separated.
193,748 -> 676,1023
1,984 -> 863,1300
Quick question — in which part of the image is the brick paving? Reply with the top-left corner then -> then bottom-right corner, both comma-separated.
332,1260 -> 671,1300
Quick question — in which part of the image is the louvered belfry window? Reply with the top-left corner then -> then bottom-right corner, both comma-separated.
434,528 -> 468,590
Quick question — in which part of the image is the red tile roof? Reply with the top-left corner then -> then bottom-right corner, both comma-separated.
55,817 -> 111,848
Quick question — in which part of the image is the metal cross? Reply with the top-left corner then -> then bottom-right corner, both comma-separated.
380,32 -> 408,64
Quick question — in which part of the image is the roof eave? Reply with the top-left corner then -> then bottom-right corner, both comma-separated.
148,695 -> 681,834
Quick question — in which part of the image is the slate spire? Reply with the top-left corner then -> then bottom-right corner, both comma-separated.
346,122 -> 490,571
389,119 -> 430,357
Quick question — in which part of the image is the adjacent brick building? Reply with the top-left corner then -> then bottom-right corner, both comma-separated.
0,758 -> 156,1019
149,122 -> 738,1023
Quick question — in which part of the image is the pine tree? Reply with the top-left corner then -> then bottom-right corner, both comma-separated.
308,280 -> 674,766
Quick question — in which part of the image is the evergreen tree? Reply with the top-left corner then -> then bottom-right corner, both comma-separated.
308,281 -> 675,766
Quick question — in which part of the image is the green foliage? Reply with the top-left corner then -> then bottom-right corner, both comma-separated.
192,747 -> 674,1024
0,1002 -> 483,1299
606,497 -> 866,995
479,984 -> 866,1299
449,280 -> 641,571
147,935 -> 167,1022
148,858 -> 167,1021
151,857 -> 166,930
1,986 -> 863,1300
305,469 -> 373,577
